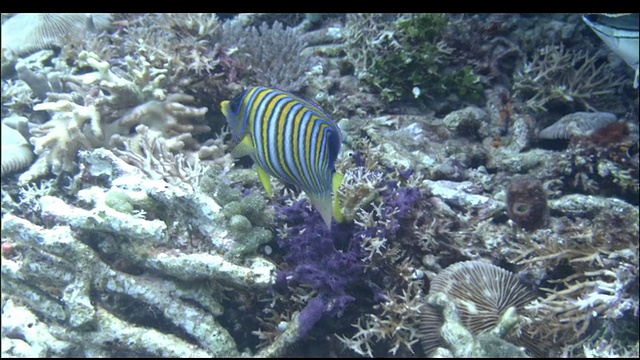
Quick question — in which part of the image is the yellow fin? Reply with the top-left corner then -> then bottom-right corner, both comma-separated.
256,165 -> 272,196
231,134 -> 255,159
220,100 -> 231,117
332,172 -> 345,223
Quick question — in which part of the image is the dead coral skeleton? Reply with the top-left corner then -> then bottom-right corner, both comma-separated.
505,199 -> 639,348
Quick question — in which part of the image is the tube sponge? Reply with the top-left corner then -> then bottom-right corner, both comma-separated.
506,175 -> 548,231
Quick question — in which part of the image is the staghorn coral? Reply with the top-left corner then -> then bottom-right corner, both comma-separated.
111,124 -> 215,188
114,14 -> 223,74
513,43 -> 627,113
343,13 -> 400,78
505,193 -> 639,350
336,281 -> 425,357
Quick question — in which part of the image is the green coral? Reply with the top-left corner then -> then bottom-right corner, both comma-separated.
362,14 -> 484,112
104,189 -> 135,214
222,193 -> 274,260
199,166 -> 274,260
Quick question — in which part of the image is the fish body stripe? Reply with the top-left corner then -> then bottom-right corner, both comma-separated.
228,87 -> 341,197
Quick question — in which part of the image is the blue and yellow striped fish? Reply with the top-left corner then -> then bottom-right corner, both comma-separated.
221,86 -> 344,227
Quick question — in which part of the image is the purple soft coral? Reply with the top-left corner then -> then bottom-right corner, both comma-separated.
274,170 -> 423,335
275,196 -> 365,333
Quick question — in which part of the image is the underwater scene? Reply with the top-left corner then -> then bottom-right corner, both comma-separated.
1,13 -> 638,357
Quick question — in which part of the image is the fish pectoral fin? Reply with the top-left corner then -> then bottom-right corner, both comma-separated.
256,165 -> 272,196
231,135 -> 255,158
332,172 -> 345,223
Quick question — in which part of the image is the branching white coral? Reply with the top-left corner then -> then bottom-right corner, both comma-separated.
112,124 -> 206,188
337,281 -> 424,357
30,100 -> 101,174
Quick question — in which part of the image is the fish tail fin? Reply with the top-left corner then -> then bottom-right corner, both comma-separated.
310,172 -> 344,228
312,195 -> 334,228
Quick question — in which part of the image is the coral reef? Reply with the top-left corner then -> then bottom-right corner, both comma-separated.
18,49 -> 210,182
2,13 -> 638,359
506,193 -> 638,351
0,148 -> 292,357
344,13 -> 484,114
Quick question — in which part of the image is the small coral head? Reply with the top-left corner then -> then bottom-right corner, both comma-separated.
506,175 -> 548,231
221,86 -> 345,227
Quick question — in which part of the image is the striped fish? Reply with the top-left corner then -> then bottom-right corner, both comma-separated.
221,86 -> 344,227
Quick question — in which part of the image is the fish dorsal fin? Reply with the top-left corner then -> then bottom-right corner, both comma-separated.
231,134 -> 255,159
